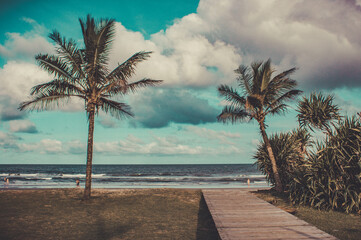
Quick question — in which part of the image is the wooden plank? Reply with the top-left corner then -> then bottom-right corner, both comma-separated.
203,189 -> 338,240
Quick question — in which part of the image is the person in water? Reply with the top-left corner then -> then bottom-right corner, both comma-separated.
76,179 -> 80,187
4,177 -> 9,185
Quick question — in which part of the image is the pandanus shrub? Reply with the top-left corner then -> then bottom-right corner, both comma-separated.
289,117 -> 361,213
297,92 -> 341,135
254,131 -> 305,188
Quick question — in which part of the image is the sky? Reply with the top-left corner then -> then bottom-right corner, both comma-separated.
1,0 -> 361,164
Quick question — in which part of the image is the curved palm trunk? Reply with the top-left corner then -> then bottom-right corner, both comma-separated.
259,121 -> 283,192
83,104 -> 95,200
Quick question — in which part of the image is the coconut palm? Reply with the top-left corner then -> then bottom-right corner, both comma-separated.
297,92 -> 341,135
19,15 -> 162,199
218,59 -> 302,192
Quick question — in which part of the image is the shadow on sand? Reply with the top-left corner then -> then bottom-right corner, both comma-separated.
196,194 -> 221,240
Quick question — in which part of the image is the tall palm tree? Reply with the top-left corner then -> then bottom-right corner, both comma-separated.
218,59 -> 302,192
19,15 -> 162,199
297,92 -> 341,136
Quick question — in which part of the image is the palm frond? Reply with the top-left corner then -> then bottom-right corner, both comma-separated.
217,84 -> 246,107
267,103 -> 288,116
98,97 -> 133,119
106,51 -> 153,84
217,106 -> 251,123
266,89 -> 303,112
259,59 -> 273,92
19,91 -> 85,111
251,61 -> 263,94
30,80 -> 85,96
80,15 -> 115,84
266,67 -> 298,101
273,67 -> 297,82
49,30 -> 85,79
234,65 -> 252,95
36,54 -> 75,82
268,76 -> 298,99
101,78 -> 162,97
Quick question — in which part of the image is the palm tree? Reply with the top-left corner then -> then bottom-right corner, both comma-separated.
19,15 -> 162,199
297,92 -> 341,136
218,59 -> 302,192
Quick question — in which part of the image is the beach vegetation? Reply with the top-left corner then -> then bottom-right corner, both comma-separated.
297,92 -> 341,136
254,131 -> 304,188
18,15 -> 162,199
217,59 -> 302,192
255,92 -> 361,213
289,116 -> 361,213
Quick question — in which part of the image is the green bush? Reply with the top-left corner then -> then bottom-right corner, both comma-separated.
254,131 -> 304,188
289,117 -> 361,213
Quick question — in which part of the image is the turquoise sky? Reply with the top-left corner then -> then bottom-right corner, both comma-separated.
1,0 -> 361,164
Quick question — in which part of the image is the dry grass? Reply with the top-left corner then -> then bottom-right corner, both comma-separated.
0,189 -> 220,240
254,189 -> 361,240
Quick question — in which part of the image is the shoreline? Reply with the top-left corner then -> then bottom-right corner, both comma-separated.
0,187 -> 269,191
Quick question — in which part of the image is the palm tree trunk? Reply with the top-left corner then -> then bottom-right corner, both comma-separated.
83,104 -> 95,200
259,121 -> 283,192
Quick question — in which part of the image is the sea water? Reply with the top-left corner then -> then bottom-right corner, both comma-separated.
0,164 -> 269,189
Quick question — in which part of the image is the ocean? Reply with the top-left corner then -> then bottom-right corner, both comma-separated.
0,164 -> 268,189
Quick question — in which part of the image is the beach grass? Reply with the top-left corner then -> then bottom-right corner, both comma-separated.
254,189 -> 361,240
0,189 -> 220,240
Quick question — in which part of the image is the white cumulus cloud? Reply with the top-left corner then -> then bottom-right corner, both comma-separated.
9,120 -> 38,133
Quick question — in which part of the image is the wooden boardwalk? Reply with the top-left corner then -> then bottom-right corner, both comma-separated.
203,189 -> 338,240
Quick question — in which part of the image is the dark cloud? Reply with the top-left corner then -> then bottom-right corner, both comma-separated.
98,117 -> 118,128
197,0 -> 361,90
9,120 -> 38,134
0,110 -> 25,121
14,125 -> 38,134
130,89 -> 218,128
0,131 -> 21,150
0,97 -> 26,121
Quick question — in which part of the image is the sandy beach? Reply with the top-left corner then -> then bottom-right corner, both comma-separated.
0,188 -> 220,240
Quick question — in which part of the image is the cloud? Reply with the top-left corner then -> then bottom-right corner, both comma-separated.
108,20 -> 241,87
66,140 -> 86,155
129,88 -> 218,128
0,17 -> 54,60
108,0 -> 361,90
95,134 -> 204,155
0,61 -> 84,121
195,0 -> 361,90
0,97 -> 26,121
0,130 -> 244,157
9,120 -> 38,133
97,116 -> 119,128
94,134 -> 242,156
0,131 -> 21,150
2,0 -> 360,130
19,139 -> 63,154
185,125 -> 240,145
0,61 -> 50,121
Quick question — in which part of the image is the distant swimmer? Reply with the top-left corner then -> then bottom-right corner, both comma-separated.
76,179 -> 80,187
